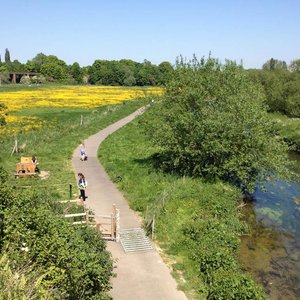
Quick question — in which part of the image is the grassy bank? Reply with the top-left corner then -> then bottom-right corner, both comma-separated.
270,112 -> 300,151
99,110 -> 266,299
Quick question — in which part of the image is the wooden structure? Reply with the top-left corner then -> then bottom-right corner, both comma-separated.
64,204 -> 120,241
9,72 -> 38,84
15,156 -> 37,178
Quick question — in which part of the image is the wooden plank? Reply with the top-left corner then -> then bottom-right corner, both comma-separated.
64,213 -> 86,218
59,199 -> 78,203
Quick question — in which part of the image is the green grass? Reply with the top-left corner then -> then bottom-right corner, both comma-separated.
99,111 -> 266,299
0,83 -> 67,92
0,98 -> 148,200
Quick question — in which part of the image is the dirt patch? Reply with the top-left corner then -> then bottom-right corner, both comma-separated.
39,170 -> 50,180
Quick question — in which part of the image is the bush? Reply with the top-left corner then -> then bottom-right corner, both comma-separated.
0,253 -> 55,299
144,56 -> 290,191
0,167 -> 113,299
20,75 -> 31,84
207,270 -> 266,300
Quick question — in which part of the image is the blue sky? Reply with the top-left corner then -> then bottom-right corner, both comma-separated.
1,0 -> 299,68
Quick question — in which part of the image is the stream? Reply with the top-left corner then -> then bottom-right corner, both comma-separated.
239,152 -> 300,299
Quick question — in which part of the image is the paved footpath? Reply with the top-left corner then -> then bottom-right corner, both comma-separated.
72,107 -> 187,300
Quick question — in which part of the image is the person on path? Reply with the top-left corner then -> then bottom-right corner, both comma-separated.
77,172 -> 88,202
79,142 -> 87,161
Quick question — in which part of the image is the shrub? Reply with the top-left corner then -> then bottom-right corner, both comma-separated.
20,75 -> 31,84
207,269 -> 266,300
144,56 -> 290,192
0,167 -> 113,299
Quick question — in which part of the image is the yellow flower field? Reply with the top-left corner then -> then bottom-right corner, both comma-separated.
0,85 -> 163,135
0,86 -> 163,111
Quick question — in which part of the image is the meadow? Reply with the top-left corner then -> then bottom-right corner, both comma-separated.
0,85 -> 161,299
0,85 -> 162,136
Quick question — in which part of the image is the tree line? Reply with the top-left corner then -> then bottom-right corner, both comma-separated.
1,48 -> 299,118
247,59 -> 300,118
0,48 -> 174,85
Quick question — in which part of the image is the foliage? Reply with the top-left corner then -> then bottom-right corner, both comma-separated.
289,59 -> 300,73
20,75 -> 31,85
0,103 -> 7,126
0,66 -> 10,84
69,62 -> 83,83
99,115 -> 266,299
0,253 -> 54,300
144,56 -> 290,191
0,172 -> 113,299
262,58 -> 287,71
88,59 -> 171,86
5,48 -> 11,64
270,112 -> 300,151
247,69 -> 300,117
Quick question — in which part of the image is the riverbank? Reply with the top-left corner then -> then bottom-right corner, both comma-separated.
99,109 -> 266,299
271,112 -> 300,151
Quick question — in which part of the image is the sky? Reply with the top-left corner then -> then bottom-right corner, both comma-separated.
1,0 -> 299,69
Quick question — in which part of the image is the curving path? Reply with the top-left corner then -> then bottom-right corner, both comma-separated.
71,107 -> 187,300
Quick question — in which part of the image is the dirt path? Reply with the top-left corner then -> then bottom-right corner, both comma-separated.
71,107 -> 187,300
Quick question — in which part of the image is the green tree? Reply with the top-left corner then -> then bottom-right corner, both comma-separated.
4,48 -> 10,64
0,66 -> 9,85
263,58 -> 287,71
158,61 -> 174,85
10,59 -> 25,72
70,62 -> 83,83
40,62 -> 67,80
26,53 -> 48,72
145,56 -> 290,191
289,59 -> 300,72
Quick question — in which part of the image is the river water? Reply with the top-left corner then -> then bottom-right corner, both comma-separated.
239,152 -> 300,299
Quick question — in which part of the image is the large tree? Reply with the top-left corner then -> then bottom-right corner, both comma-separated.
145,56 -> 290,191
4,48 -> 10,64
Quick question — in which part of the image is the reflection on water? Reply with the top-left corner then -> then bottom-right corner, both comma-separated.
240,157 -> 300,299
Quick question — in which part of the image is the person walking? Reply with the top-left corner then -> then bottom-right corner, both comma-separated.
77,173 -> 88,202
79,142 -> 87,161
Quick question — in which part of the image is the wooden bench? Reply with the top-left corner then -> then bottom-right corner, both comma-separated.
15,159 -> 37,178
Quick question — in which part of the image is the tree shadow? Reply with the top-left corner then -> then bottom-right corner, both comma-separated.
134,151 -> 250,193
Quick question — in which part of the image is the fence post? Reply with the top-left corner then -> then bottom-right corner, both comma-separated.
112,204 -> 116,239
110,213 -> 114,240
69,183 -> 72,199
115,208 -> 120,242
85,211 -> 89,225
151,214 -> 155,240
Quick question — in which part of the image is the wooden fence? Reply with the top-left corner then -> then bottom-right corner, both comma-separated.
64,204 -> 120,241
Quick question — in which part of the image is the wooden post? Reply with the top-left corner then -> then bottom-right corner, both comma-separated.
115,208 -> 120,242
85,211 -> 89,225
11,136 -> 18,156
69,183 -> 72,199
80,115 -> 83,126
110,213 -> 114,240
151,215 -> 155,240
112,204 -> 116,239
